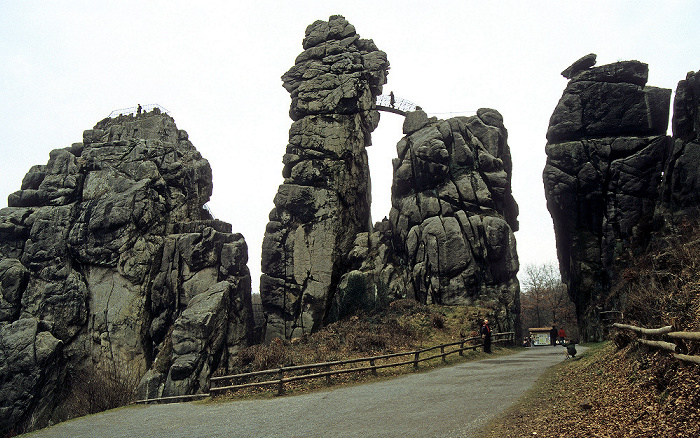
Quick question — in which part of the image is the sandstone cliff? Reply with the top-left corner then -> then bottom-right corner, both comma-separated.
262,15 -> 521,339
333,109 -> 521,334
0,109 -> 253,435
658,69 -> 700,218
543,54 -> 673,340
260,15 -> 389,340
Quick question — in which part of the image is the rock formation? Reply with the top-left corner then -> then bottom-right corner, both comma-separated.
260,15 -> 389,340
658,69 -> 700,217
0,109 -> 253,435
394,109 -> 519,304
344,109 -> 520,333
543,54 -> 673,340
262,15 -> 521,338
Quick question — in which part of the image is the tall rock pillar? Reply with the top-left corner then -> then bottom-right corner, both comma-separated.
543,54 -> 672,341
260,15 -> 389,340
389,109 -> 521,333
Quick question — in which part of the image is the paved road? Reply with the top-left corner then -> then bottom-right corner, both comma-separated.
23,346 -> 581,438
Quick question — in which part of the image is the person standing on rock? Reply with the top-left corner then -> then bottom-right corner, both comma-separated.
481,319 -> 492,353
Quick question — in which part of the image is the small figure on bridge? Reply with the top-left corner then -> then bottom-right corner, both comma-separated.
137,104 -> 142,115
481,319 -> 492,353
389,91 -> 395,108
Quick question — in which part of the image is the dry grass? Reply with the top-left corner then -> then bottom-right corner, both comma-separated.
481,342 -> 700,438
50,362 -> 141,423
231,299 -> 484,373
612,217 -> 700,330
483,218 -> 700,437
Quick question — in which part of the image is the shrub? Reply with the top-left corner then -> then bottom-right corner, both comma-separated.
234,338 -> 292,371
58,361 -> 141,419
431,313 -> 445,329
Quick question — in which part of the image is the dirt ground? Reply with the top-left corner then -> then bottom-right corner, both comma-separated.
481,342 -> 700,438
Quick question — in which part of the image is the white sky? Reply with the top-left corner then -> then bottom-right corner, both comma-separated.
1,1 -> 698,292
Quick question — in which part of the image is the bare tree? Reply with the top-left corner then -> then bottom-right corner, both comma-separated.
520,263 -> 577,338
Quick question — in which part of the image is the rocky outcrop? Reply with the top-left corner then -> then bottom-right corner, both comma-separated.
543,55 -> 673,340
260,15 -> 389,340
262,16 -> 521,338
389,109 -> 520,332
330,219 -> 410,321
0,109 -> 253,435
658,69 -> 700,217
333,109 -> 522,335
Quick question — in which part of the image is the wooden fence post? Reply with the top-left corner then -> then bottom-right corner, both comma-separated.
414,352 -> 420,368
459,341 -> 465,356
325,365 -> 332,385
277,369 -> 285,396
370,359 -> 378,376
441,345 -> 447,363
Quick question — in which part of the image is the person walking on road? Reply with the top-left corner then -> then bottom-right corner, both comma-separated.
481,319 -> 492,353
558,327 -> 567,343
550,326 -> 558,345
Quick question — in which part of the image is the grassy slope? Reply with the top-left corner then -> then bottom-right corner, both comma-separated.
481,341 -> 700,437
479,220 -> 700,437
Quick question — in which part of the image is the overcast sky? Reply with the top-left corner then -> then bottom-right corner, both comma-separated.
1,1 -> 698,292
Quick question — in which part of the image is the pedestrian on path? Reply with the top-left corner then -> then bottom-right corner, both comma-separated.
558,327 -> 567,343
481,319 -> 492,353
550,326 -> 558,345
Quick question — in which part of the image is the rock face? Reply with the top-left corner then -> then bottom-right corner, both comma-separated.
0,109 -> 253,435
262,16 -> 521,339
260,15 -> 389,341
333,108 -> 522,334
390,109 -> 520,330
543,55 -> 673,340
659,70 -> 700,217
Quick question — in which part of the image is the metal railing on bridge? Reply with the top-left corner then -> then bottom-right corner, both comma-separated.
107,104 -> 170,118
375,95 -> 478,118
376,94 -> 418,116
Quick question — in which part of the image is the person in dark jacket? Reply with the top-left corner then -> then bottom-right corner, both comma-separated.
550,326 -> 558,345
481,319 -> 492,353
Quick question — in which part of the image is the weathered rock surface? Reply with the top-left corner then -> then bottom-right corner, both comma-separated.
330,219 -> 411,321
261,15 -> 389,340
658,69 -> 700,216
263,15 -> 521,338
0,110 -> 253,435
333,108 -> 524,333
386,109 -> 520,332
544,55 -> 673,340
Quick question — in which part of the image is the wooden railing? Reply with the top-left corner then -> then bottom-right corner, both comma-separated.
132,332 -> 514,404
132,332 -> 513,404
208,332 -> 514,397
613,323 -> 700,365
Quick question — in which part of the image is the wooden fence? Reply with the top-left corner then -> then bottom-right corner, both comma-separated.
207,332 -> 514,397
133,332 -> 513,405
132,331 -> 514,404
613,323 -> 700,365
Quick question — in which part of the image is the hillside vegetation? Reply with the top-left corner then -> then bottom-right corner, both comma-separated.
483,220 -> 700,437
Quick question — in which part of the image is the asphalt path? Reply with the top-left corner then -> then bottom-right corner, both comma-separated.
23,345 -> 583,438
